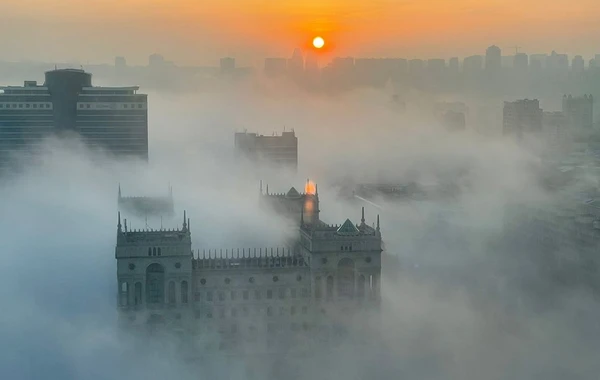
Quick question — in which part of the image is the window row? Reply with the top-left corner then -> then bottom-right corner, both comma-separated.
78,103 -> 145,109
314,273 -> 376,300
0,103 -> 51,109
194,288 -> 310,302
194,305 -> 309,319
148,247 -> 162,256
197,274 -> 302,286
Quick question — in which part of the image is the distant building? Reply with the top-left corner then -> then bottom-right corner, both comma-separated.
220,57 -> 236,75
434,102 -> 468,131
118,184 -> 175,219
529,54 -> 547,72
148,54 -> 166,68
562,95 -> 594,129
514,53 -> 529,72
462,55 -> 483,74
543,111 -> 568,143
572,56 -> 585,74
264,58 -> 287,77
485,45 -> 502,72
234,130 -> 298,170
115,56 -> 127,69
448,57 -> 459,73
287,48 -> 304,81
503,99 -> 543,137
546,51 -> 569,71
0,69 -> 148,168
408,59 -> 425,75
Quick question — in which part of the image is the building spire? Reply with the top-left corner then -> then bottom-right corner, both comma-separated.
117,212 -> 122,232
376,214 -> 380,232
361,207 -> 365,225
260,180 -> 263,195
183,210 -> 187,230
118,183 -> 122,199
266,184 -> 269,195
315,183 -> 318,196
124,219 -> 128,232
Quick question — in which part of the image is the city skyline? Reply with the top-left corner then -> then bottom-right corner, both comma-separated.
1,0 -> 600,65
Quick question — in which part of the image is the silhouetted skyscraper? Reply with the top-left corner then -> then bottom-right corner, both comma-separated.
287,48 -> 304,81
572,56 -> 585,74
220,57 -> 236,75
462,55 -> 483,75
485,45 -> 502,72
514,53 -> 529,72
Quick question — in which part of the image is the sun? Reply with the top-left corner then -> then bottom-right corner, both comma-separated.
312,36 -> 325,49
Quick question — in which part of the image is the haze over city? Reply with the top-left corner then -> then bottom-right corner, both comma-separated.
2,0 -> 600,64
1,1 -> 600,380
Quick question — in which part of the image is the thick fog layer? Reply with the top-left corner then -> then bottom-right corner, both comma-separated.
1,85 -> 599,380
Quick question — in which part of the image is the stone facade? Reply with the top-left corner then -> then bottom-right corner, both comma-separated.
115,183 -> 383,353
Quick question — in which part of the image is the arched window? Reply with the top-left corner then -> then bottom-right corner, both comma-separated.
119,281 -> 129,306
146,264 -> 165,304
181,281 -> 188,304
315,276 -> 322,298
148,248 -> 152,256
158,247 -> 162,256
337,258 -> 355,298
168,281 -> 176,304
153,247 -> 156,256
134,282 -> 142,305
357,275 -> 366,298
326,276 -> 334,301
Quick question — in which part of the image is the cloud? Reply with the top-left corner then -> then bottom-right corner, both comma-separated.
1,82 -> 599,379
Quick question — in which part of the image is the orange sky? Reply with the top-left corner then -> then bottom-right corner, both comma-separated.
1,0 -> 599,65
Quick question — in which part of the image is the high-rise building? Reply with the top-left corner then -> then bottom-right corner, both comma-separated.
287,48 -> 304,81
503,99 -> 543,137
115,56 -> 127,69
462,55 -> 483,74
448,57 -> 459,73
514,53 -> 529,72
562,95 -> 594,129
572,56 -> 585,74
220,57 -> 236,75
234,130 -> 298,170
485,45 -> 502,72
0,69 -> 148,168
547,51 -> 569,71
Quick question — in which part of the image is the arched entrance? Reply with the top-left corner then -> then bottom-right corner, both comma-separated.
146,263 -> 165,304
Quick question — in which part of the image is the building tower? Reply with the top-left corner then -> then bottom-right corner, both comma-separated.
485,45 -> 502,72
298,206 -> 382,314
115,211 -> 192,324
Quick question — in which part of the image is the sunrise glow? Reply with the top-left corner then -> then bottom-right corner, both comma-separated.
312,37 -> 325,49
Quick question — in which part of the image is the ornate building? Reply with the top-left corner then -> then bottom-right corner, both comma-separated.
115,182 -> 383,353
